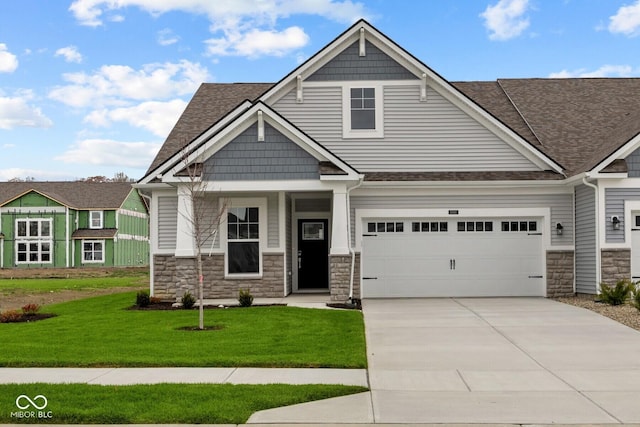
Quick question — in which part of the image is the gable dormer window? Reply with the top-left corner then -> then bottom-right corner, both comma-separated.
90,211 -> 103,229
343,83 -> 383,139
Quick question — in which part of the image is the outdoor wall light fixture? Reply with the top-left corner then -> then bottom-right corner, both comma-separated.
556,223 -> 564,235
612,215 -> 620,230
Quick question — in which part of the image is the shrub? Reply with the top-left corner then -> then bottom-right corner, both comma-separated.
598,278 -> 636,306
21,303 -> 41,316
238,289 -> 254,307
633,286 -> 640,312
136,290 -> 151,307
0,310 -> 23,323
181,292 -> 196,309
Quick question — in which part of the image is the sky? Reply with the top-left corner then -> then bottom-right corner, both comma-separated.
1,0 -> 640,182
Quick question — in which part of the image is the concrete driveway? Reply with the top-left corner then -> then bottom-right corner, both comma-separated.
250,297 -> 640,424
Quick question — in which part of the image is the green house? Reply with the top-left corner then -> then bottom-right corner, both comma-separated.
0,182 -> 149,269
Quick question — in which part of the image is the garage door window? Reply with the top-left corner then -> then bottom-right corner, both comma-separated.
412,221 -> 448,232
457,221 -> 493,232
368,222 -> 404,233
501,221 -> 537,232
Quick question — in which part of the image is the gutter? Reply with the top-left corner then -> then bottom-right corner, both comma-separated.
582,175 -> 601,291
347,175 -> 365,301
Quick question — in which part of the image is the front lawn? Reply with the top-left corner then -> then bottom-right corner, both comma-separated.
0,272 -> 148,294
0,383 -> 367,424
0,292 -> 366,368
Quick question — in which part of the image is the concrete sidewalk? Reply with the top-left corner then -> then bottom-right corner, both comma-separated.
0,367 -> 368,386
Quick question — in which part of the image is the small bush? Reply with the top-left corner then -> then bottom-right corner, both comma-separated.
181,292 -> 196,309
0,310 -> 23,323
238,289 -> 254,307
136,290 -> 151,307
633,286 -> 640,312
598,278 -> 636,306
21,303 -> 41,316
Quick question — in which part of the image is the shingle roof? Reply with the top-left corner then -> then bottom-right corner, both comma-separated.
145,78 -> 640,181
72,228 -> 118,239
0,182 -> 135,209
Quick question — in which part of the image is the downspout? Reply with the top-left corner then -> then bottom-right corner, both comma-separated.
347,176 -> 365,301
582,176 -> 601,291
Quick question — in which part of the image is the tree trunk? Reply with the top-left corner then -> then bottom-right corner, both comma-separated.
197,253 -> 204,330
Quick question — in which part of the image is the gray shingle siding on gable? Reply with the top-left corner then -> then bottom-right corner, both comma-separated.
203,123 -> 319,181
605,187 -> 640,243
575,184 -> 597,294
306,41 -> 418,81
625,147 -> 640,177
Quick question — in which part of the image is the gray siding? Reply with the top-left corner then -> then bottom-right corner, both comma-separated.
605,187 -> 640,243
350,193 -> 574,247
273,85 -> 539,172
626,147 -> 640,177
575,185 -> 597,294
307,41 -> 417,81
203,123 -> 318,181
157,196 -> 178,250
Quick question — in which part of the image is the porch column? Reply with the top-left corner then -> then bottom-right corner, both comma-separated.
330,186 -> 350,255
175,185 -> 196,257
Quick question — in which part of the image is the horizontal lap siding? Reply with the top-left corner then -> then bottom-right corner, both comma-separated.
605,187 -> 640,243
575,185 -> 597,294
350,193 -> 573,247
273,86 -> 539,172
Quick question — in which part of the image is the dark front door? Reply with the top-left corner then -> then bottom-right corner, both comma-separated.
297,219 -> 329,289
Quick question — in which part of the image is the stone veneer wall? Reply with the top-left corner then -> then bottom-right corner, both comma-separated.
546,250 -> 574,297
600,248 -> 631,286
329,253 -> 360,301
153,253 -> 284,300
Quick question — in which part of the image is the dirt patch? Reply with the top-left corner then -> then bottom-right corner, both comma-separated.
0,266 -> 147,279
1,286 -> 145,312
554,294 -> 640,332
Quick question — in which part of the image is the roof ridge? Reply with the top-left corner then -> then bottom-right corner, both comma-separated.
496,79 -> 544,147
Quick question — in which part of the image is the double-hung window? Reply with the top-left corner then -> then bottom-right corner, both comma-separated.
90,211 -> 103,229
343,84 -> 383,138
227,207 -> 260,274
15,218 -> 52,264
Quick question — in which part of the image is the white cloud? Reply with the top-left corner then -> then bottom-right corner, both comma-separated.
549,65 -> 638,78
48,60 -> 209,107
56,139 -> 162,168
69,0 -> 368,57
0,43 -> 18,73
2,143 -> 16,149
0,168 -> 70,181
55,45 -> 83,63
84,99 -> 187,136
0,91 -> 53,130
480,0 -> 531,41
206,26 -> 309,57
609,0 -> 640,36
158,28 -> 179,46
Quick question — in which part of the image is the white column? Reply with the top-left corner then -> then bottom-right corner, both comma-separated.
330,186 -> 350,255
175,185 -> 196,257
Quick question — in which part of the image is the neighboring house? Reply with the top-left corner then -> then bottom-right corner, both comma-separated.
0,182 -> 149,269
137,20 -> 640,301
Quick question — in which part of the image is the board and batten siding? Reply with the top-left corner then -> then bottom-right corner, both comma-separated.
273,85 -> 539,172
575,185 -> 597,294
157,196 -> 178,250
605,187 -> 640,243
350,193 -> 573,246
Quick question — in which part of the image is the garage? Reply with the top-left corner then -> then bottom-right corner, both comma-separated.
361,218 -> 544,297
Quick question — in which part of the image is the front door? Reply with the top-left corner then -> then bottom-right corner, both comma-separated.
297,219 -> 329,289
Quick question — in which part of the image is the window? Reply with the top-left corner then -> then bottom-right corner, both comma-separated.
90,211 -> 103,229
227,207 -> 260,274
501,220 -> 537,232
83,240 -> 104,263
412,221 -> 448,232
15,219 -> 53,264
367,222 -> 404,233
457,221 -> 493,232
343,84 -> 383,138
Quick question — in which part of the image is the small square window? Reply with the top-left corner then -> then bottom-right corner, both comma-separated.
476,221 -> 484,232
396,222 -> 404,232
636,216 -> 640,227
502,221 -> 509,232
485,222 -> 493,232
386,222 -> 395,232
430,222 -> 438,232
528,221 -> 537,232
368,222 -> 376,233
421,222 -> 430,232
467,221 -> 474,232
457,222 -> 465,232
412,222 -> 420,232
439,222 -> 448,232
377,222 -> 385,232
510,222 -> 518,232
519,221 -> 528,231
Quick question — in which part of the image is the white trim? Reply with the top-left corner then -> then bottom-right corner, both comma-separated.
342,83 -> 384,139
355,184 -> 573,197
591,132 -> 640,174
118,208 -> 148,219
278,191 -> 287,296
89,210 -> 103,229
0,206 -> 66,214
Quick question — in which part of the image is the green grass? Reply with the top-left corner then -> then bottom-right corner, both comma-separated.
0,292 -> 366,368
0,383 -> 367,424
0,274 -> 148,294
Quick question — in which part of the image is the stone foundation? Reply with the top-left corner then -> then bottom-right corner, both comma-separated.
153,253 -> 284,300
546,250 -> 574,297
600,249 -> 631,286
329,253 -> 360,301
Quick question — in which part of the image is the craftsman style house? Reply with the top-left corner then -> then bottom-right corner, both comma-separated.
137,20 -> 640,301
0,182 -> 149,268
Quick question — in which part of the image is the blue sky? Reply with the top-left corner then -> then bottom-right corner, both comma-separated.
1,0 -> 639,181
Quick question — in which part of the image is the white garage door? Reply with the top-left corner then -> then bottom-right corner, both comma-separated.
361,218 -> 544,297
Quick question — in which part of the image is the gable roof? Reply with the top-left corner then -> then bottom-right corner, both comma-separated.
0,182 -> 136,209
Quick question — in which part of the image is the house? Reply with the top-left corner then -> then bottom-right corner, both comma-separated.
0,182 -> 149,269
137,19 -> 640,301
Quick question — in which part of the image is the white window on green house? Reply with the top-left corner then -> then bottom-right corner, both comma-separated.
83,240 -> 104,263
90,211 -> 103,229
15,218 -> 53,264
